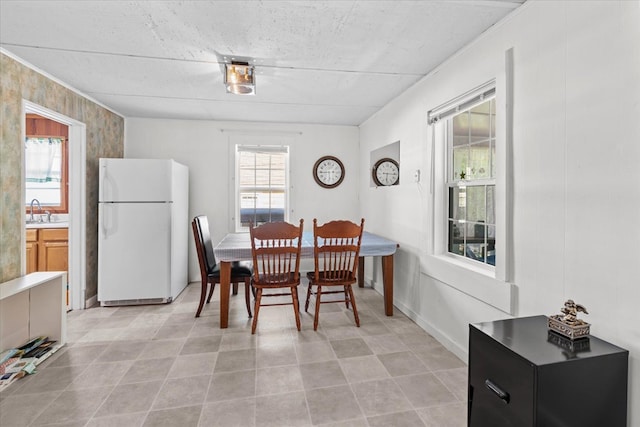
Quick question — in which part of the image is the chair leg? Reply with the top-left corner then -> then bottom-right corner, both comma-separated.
313,285 -> 322,331
195,280 -> 208,318
305,281 -> 312,312
344,285 -> 350,309
347,285 -> 360,327
206,282 -> 215,304
244,278 -> 252,318
251,288 -> 262,334
292,287 -> 301,331
232,283 -> 239,295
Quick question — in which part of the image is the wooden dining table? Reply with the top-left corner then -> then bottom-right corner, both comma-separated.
213,231 -> 399,328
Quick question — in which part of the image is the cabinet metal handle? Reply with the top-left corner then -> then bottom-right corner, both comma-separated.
485,379 -> 510,404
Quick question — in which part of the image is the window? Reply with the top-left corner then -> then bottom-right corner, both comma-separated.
426,72 -> 512,312
24,114 -> 69,214
428,82 -> 497,269
447,97 -> 496,266
235,145 -> 288,231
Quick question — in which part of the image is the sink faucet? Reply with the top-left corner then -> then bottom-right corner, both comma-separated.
29,198 -> 42,223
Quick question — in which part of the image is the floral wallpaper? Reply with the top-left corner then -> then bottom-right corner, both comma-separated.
0,52 -> 124,301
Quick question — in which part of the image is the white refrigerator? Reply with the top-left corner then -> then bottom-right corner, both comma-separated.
98,158 -> 189,306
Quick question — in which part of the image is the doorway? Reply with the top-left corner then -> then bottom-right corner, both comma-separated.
23,101 -> 87,310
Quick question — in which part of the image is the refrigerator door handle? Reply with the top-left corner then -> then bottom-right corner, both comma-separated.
100,203 -> 114,237
100,163 -> 117,202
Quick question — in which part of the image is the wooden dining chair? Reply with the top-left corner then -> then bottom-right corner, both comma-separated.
249,220 -> 304,334
192,215 -> 252,318
305,218 -> 365,331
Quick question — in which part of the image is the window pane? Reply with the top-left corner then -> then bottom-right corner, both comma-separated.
487,225 -> 496,265
270,169 -> 286,185
469,103 -> 491,143
448,186 -> 466,220
448,220 -> 464,256
466,221 -> 484,240
452,147 -> 469,180
486,185 -> 495,225
465,186 -> 485,222
452,111 -> 469,146
446,183 -> 495,268
468,141 -> 491,180
238,168 -> 256,186
450,98 -> 495,182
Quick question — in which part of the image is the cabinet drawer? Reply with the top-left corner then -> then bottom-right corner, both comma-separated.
469,327 -> 535,427
26,229 -> 38,242
39,228 -> 68,241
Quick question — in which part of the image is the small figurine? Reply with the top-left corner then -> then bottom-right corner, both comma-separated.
560,299 -> 588,325
547,299 -> 590,340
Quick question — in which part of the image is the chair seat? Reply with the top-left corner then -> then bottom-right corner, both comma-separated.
306,271 -> 355,284
210,261 -> 252,278
255,272 -> 299,287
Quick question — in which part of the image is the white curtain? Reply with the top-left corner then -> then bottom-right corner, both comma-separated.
25,137 -> 62,183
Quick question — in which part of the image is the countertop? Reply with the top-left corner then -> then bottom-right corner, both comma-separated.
26,222 -> 69,229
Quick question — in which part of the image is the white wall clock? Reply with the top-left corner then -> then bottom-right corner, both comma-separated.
372,157 -> 399,186
313,155 -> 345,188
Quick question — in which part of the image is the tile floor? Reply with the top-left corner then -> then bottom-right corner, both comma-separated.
0,282 -> 467,426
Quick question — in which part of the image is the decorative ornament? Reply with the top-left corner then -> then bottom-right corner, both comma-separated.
547,299 -> 590,340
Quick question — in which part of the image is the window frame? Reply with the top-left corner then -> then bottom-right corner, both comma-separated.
445,95 -> 496,269
24,116 -> 69,214
424,75 -> 513,314
234,144 -> 290,232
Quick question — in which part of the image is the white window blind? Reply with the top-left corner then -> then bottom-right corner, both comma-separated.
236,145 -> 288,231
428,82 -> 496,125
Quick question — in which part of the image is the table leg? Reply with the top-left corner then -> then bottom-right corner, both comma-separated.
382,255 -> 394,316
358,257 -> 365,288
220,261 -> 231,328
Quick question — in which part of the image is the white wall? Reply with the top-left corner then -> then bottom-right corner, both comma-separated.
359,0 -> 640,424
125,119 -> 360,281
124,1 -> 640,422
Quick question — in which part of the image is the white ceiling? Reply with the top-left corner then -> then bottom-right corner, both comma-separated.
0,1 -> 525,126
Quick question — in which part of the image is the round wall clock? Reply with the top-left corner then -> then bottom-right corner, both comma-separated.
372,157 -> 400,186
313,155 -> 345,188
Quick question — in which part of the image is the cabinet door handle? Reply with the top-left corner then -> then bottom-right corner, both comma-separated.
485,379 -> 510,404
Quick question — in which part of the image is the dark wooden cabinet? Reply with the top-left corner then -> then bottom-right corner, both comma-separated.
468,316 -> 628,427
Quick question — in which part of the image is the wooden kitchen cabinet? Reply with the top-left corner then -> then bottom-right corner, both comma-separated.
468,315 -> 628,427
38,228 -> 68,272
26,229 -> 39,274
25,228 -> 68,275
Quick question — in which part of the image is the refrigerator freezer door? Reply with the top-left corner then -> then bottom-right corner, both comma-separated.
99,158 -> 174,202
98,202 -> 172,303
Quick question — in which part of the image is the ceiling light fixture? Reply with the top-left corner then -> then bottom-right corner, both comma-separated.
224,61 -> 255,95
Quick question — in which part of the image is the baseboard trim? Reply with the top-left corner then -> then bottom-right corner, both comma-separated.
85,294 -> 97,309
368,276 -> 469,364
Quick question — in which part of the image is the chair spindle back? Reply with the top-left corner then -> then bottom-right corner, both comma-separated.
249,220 -> 304,286
312,218 -> 364,283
